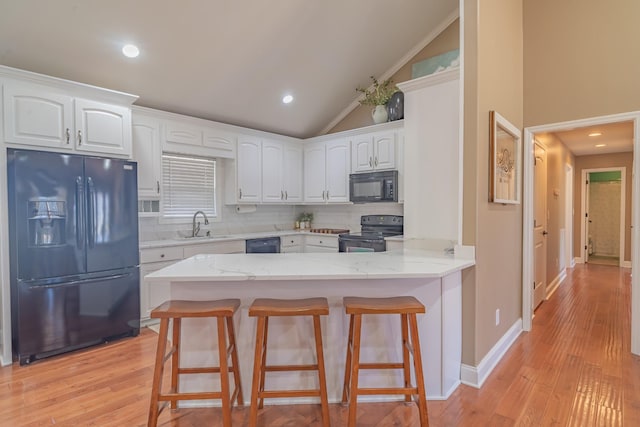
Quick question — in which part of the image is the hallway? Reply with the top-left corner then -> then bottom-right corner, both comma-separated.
0,265 -> 638,426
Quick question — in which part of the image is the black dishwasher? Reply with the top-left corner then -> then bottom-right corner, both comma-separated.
246,237 -> 281,253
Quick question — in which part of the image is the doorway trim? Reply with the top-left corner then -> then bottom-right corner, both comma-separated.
565,164 -> 574,269
523,111 -> 640,356
579,167 -> 627,267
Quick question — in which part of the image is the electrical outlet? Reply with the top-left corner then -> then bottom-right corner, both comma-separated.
495,309 -> 500,326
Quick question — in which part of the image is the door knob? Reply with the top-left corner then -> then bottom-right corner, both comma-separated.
542,231 -> 548,236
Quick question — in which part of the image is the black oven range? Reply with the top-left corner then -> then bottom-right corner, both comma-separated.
338,215 -> 403,252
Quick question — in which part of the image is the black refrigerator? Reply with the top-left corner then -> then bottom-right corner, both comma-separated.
7,148 -> 140,365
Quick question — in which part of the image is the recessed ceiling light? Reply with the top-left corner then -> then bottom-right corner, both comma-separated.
595,144 -> 607,147
588,132 -> 602,137
282,94 -> 294,104
122,44 -> 140,58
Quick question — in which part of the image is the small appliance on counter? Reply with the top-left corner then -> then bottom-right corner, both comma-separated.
7,149 -> 140,365
338,215 -> 403,252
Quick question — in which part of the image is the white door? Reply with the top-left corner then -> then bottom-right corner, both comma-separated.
3,83 -> 74,149
132,115 -> 161,199
261,140 -> 284,203
303,143 -> 327,203
75,98 -> 131,156
237,136 -> 262,202
283,142 -> 303,202
533,142 -> 548,309
325,139 -> 350,202
373,131 -> 396,170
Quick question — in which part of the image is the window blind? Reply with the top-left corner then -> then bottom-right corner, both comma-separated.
161,154 -> 217,218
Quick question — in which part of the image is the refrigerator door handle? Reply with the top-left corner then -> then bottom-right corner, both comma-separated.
26,273 -> 131,289
76,176 -> 85,249
86,177 -> 96,249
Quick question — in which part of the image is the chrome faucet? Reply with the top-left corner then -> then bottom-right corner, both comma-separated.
192,210 -> 209,237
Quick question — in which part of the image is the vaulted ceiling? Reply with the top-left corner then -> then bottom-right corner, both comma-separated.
0,1 -> 459,138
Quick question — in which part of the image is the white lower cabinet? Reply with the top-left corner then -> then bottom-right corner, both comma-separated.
140,240 -> 246,321
304,235 -> 338,252
281,235 -> 303,253
140,261 -> 173,320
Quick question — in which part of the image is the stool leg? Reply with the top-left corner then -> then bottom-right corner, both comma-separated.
258,316 -> 269,410
408,313 -> 429,426
313,315 -> 331,427
171,318 -> 181,410
341,313 -> 355,403
217,317 -> 232,427
347,314 -> 363,427
401,313 -> 412,403
249,316 -> 266,427
148,318 -> 169,427
226,316 -> 244,406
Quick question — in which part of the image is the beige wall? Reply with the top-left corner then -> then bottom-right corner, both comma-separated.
535,133 -> 575,284
462,0 -> 524,365
524,0 -> 640,127
328,19 -> 460,134
573,153 -> 633,262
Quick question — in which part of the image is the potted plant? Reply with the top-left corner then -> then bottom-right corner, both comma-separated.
356,76 -> 398,124
297,212 -> 313,229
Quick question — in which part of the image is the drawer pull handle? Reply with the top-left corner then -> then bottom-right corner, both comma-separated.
160,254 -> 165,258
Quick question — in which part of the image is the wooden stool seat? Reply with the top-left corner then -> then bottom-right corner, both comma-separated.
343,296 -> 426,314
249,297 -> 330,316
148,299 -> 243,427
342,296 -> 429,427
248,297 -> 330,427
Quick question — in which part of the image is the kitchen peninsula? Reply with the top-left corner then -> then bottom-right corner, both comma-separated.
146,248 -> 474,403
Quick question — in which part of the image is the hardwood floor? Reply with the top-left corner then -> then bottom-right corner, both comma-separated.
0,263 -> 639,426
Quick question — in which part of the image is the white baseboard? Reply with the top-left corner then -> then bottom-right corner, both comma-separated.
0,355 -> 11,367
570,258 -> 576,268
621,260 -> 632,268
460,318 -> 523,389
546,269 -> 567,299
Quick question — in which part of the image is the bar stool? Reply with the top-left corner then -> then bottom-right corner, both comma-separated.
248,297 -> 331,427
148,299 -> 243,427
341,296 -> 429,427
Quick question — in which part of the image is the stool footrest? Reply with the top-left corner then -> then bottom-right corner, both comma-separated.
158,391 -> 223,401
359,362 -> 405,370
260,389 -> 321,398
265,364 -> 318,372
178,366 -> 239,375
162,346 -> 177,364
357,386 -> 418,396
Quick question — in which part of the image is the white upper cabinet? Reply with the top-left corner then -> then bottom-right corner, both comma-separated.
261,140 -> 303,203
303,138 -> 350,203
132,113 -> 161,199
236,136 -> 262,203
164,120 -> 201,146
74,98 -> 131,156
3,83 -> 74,149
261,140 -> 284,203
3,79 -> 135,157
351,130 -> 396,172
161,114 -> 236,159
282,142 -> 303,203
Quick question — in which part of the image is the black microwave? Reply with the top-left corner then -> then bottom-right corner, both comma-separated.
349,170 -> 398,203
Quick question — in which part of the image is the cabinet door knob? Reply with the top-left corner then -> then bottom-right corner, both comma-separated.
374,157 -> 378,167
281,190 -> 284,200
285,191 -> 288,200
66,128 -> 70,144
239,188 -> 243,199
369,157 -> 373,167
160,253 -> 165,258
156,181 -> 160,194
77,130 -> 82,145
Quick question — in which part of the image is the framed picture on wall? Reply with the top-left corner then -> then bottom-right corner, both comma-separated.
489,111 -> 522,204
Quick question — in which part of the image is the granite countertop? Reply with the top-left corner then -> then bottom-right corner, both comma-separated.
145,248 -> 475,282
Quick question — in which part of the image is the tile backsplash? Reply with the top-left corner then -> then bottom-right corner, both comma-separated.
138,203 -> 403,241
